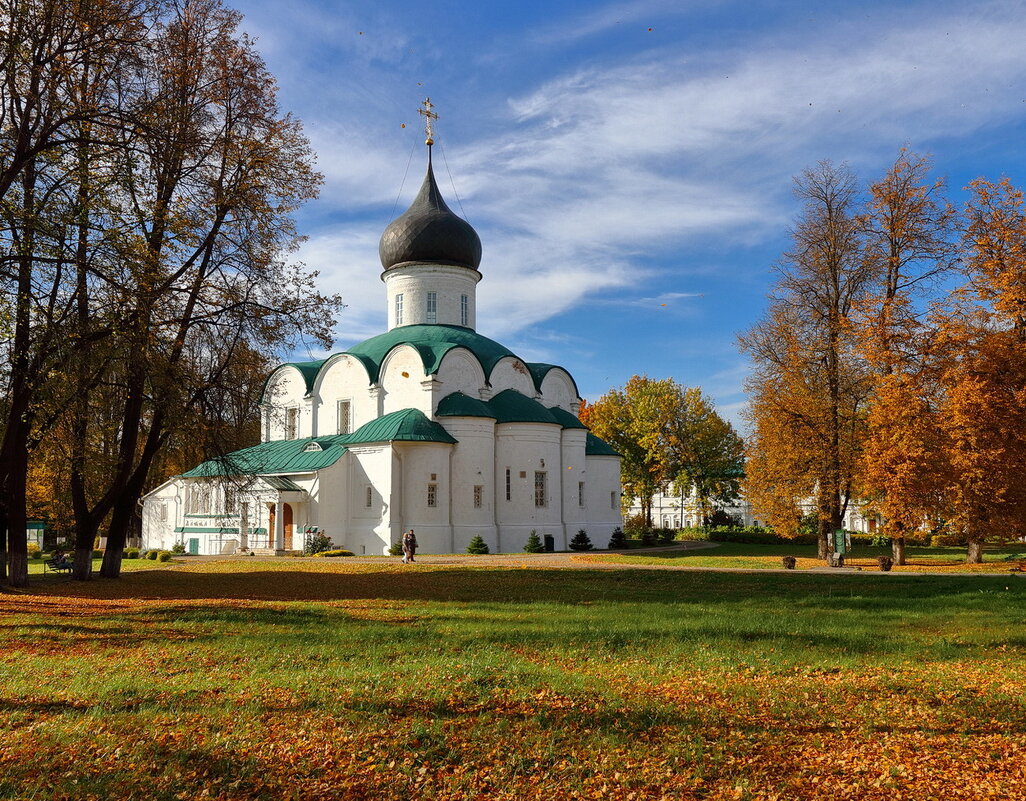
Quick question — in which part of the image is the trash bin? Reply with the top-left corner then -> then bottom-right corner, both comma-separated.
544,534 -> 555,552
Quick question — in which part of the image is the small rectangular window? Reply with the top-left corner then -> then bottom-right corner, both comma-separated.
365,486 -> 373,507
395,293 -> 404,326
427,484 -> 437,508
460,294 -> 468,326
505,468 -> 511,501
578,481 -> 585,507
426,292 -> 437,324
534,471 -> 547,508
159,502 -> 168,521
610,491 -> 616,510
337,399 -> 351,435
473,485 -> 483,508
286,408 -> 298,440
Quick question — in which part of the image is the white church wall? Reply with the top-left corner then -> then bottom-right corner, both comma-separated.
488,357 -> 537,398
346,445 -> 395,555
263,367 -> 310,441
395,441 -> 454,554
559,430 -> 588,549
305,459 -> 348,549
434,349 -> 487,405
141,481 -> 182,553
585,455 -> 623,542
440,417 -> 498,553
383,264 -> 480,330
380,345 -> 433,416
313,355 -> 375,435
539,369 -> 579,413
494,422 -> 564,552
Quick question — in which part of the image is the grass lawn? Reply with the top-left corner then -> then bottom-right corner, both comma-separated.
26,557 -> 167,576
586,541 -> 1026,573
2,560 -> 1024,800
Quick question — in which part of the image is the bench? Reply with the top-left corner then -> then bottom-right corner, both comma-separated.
43,558 -> 72,574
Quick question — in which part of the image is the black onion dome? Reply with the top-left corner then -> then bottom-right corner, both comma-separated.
379,153 -> 482,271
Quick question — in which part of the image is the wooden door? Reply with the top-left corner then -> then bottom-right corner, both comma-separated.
283,503 -> 294,550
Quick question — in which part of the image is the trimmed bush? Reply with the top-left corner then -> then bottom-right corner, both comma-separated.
607,527 -> 627,550
781,555 -> 797,570
27,543 -> 42,559
877,555 -> 894,572
92,549 -> 104,559
156,551 -> 172,562
466,536 -> 490,555
123,548 -> 140,559
313,549 -> 354,557
931,533 -> 964,548
569,530 -> 593,551
146,550 -> 159,560
523,530 -> 545,553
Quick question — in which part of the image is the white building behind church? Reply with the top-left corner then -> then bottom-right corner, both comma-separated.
141,144 -> 622,556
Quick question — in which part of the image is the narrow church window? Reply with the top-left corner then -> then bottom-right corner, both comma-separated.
578,481 -> 585,507
460,294 -> 468,326
505,469 -> 511,501
534,471 -> 547,508
610,491 -> 616,510
427,483 -> 437,507
426,292 -> 437,324
473,485 -> 482,508
286,407 -> 298,440
225,487 -> 237,514
337,399 -> 351,435
365,486 -> 373,507
158,502 -> 167,521
395,293 -> 404,326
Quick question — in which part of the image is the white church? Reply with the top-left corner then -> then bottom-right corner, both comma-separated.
141,132 -> 623,556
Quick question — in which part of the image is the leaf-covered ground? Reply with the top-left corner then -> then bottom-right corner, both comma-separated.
2,561 -> 1024,800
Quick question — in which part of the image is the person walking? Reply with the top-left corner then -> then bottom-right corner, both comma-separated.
402,529 -> 418,563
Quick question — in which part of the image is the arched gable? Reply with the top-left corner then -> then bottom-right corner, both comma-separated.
315,354 -> 377,434
380,344 -> 432,415
538,367 -> 580,412
436,347 -> 487,399
262,365 -> 309,408
488,356 -> 537,398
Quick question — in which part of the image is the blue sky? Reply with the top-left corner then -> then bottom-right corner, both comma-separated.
232,0 -> 1026,424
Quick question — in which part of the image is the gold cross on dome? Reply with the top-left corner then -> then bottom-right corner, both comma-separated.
418,97 -> 438,145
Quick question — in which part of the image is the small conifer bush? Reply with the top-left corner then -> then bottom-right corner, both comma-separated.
466,535 -> 490,555
523,530 -> 545,553
607,527 -> 627,550
388,541 -> 404,556
569,529 -> 593,551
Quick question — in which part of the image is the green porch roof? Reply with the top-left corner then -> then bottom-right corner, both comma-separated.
547,406 -> 588,430
260,475 -> 304,492
436,391 -> 496,419
181,435 -> 349,478
488,390 -> 560,425
344,324 -> 516,385
343,408 -> 458,445
585,432 -> 619,457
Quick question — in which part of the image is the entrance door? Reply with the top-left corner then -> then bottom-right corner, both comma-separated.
283,503 -> 294,550
188,538 -> 200,555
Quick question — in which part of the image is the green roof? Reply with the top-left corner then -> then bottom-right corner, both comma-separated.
344,408 -> 458,445
436,392 -> 496,418
488,390 -> 560,425
181,435 -> 349,478
260,475 -> 304,491
344,324 -> 517,385
585,432 -> 619,457
547,406 -> 588,430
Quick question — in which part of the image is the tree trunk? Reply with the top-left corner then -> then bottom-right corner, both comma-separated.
892,535 -> 906,566
2,427 -> 31,588
101,495 -> 136,578
966,540 -> 984,564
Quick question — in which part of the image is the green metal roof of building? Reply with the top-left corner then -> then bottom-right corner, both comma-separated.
260,475 -> 304,491
344,324 -> 517,385
436,391 -> 497,419
181,435 -> 349,478
487,390 -> 560,425
547,406 -> 589,430
343,408 -> 458,445
585,432 -> 619,457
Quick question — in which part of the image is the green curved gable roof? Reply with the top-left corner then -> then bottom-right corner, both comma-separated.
344,324 -> 516,385
487,390 -> 560,425
436,392 -> 496,419
526,363 -> 582,400
547,406 -> 588,430
585,432 -> 620,457
182,434 -> 349,478
344,408 -> 457,445
262,358 -> 328,400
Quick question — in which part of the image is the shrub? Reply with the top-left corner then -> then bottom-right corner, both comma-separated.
171,542 -> 186,554
466,536 -> 490,555
607,527 -> 627,550
658,527 -> 676,545
304,532 -> 334,555
123,548 -> 140,559
92,549 -> 104,559
569,529 -> 593,551
388,541 -> 404,556
27,543 -> 41,559
877,555 -> 894,572
314,549 -> 354,557
781,555 -> 797,570
523,530 -> 545,553
931,533 -> 964,547
156,551 -> 172,562
869,534 -> 892,548
640,529 -> 658,547
707,509 -> 741,528
623,513 -> 647,536
146,550 -> 159,560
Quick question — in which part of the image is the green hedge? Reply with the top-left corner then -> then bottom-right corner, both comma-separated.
313,549 -> 354,557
